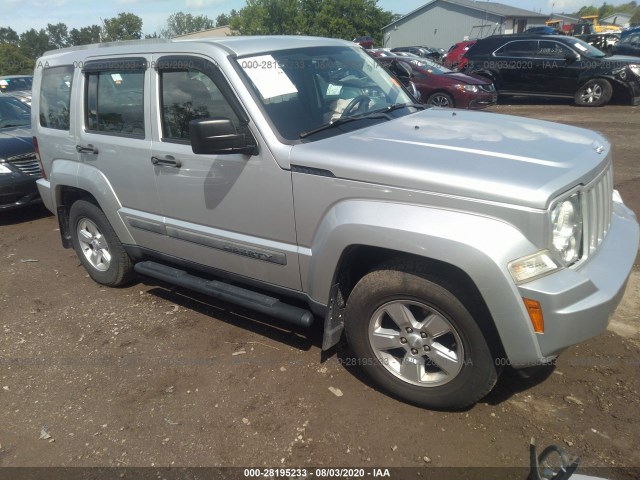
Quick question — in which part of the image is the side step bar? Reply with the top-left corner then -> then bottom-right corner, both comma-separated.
134,261 -> 314,328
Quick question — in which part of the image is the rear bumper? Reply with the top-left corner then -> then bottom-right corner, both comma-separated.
36,178 -> 54,213
517,200 -> 639,361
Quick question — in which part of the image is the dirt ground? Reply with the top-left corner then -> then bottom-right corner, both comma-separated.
1,100 -> 639,478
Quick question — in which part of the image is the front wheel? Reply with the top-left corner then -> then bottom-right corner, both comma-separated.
427,92 -> 454,108
69,199 -> 134,287
345,265 -> 499,410
574,78 -> 612,107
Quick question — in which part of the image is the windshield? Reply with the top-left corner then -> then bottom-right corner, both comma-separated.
0,76 -> 33,93
236,46 -> 414,141
403,58 -> 452,74
569,38 -> 606,58
0,96 -> 31,128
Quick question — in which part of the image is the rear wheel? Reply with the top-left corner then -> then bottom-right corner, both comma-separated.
427,92 -> 454,108
69,199 -> 134,286
574,78 -> 612,107
345,264 -> 499,410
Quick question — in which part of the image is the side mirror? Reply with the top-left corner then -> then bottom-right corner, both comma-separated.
565,52 -> 580,63
190,118 -> 258,156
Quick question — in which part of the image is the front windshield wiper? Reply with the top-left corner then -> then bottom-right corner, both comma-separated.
299,112 -> 391,139
299,103 -> 424,139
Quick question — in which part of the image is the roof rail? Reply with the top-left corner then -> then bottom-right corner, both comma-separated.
43,38 -> 171,56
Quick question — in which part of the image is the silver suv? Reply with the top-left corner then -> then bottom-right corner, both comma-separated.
32,36 -> 639,410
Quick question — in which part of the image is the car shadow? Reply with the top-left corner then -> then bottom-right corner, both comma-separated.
0,203 -> 52,226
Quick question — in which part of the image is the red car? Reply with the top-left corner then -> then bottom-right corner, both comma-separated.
443,40 -> 476,70
381,56 -> 496,109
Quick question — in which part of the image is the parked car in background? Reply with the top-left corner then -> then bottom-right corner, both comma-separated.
463,34 -> 640,106
390,46 -> 442,62
613,30 -> 640,58
0,95 -> 40,210
0,75 -> 33,106
353,36 -> 374,49
378,56 -> 496,109
443,40 -> 477,70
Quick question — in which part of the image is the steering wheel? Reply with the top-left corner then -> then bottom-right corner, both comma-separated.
340,95 -> 372,119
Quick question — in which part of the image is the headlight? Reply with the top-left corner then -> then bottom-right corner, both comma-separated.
550,193 -> 583,266
454,84 -> 478,93
629,64 -> 640,78
0,162 -> 12,174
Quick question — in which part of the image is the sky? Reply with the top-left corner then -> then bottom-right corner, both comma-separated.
2,0 -> 633,36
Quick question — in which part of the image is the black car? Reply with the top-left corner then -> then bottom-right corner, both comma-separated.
463,34 -> 640,106
613,30 -> 640,58
0,96 -> 41,210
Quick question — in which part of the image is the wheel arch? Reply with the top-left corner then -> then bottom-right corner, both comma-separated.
331,246 -> 505,359
304,200 -> 544,365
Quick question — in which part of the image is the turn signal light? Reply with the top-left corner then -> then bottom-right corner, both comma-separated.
523,298 -> 544,334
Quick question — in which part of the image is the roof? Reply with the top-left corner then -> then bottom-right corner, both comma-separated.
41,36 -> 352,59
383,0 -> 548,30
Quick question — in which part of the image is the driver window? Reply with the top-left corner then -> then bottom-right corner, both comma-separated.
160,69 -> 239,141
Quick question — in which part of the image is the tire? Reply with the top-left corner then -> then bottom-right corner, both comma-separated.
574,78 -> 612,107
69,199 -> 134,287
427,92 -> 454,108
345,264 -> 499,410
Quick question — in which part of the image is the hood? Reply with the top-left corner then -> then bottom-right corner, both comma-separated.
290,109 -> 609,209
439,71 -> 489,85
0,126 -> 35,160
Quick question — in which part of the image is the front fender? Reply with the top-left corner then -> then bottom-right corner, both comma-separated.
302,200 -> 545,366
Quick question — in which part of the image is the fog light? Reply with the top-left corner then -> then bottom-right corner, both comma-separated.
523,298 -> 544,334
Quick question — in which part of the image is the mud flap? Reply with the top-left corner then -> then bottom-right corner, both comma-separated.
322,283 -> 345,350
57,205 -> 73,249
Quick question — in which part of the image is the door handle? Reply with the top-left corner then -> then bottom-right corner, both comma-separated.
151,156 -> 182,168
76,144 -> 99,154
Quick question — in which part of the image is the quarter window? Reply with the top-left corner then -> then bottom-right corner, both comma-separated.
160,69 -> 239,141
537,41 -> 572,58
85,69 -> 145,136
39,66 -> 73,130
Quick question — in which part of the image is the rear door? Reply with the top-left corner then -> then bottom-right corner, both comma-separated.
76,56 -> 163,251
491,39 -> 538,92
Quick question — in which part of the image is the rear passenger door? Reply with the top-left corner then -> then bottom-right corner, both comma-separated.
149,55 -> 301,291
491,40 -> 538,92
77,56 -> 163,251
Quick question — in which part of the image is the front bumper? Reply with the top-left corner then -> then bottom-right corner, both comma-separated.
517,200 -> 639,360
0,174 -> 41,210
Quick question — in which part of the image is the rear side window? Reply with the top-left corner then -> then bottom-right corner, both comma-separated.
85,65 -> 145,137
39,66 -> 73,130
494,40 -> 538,57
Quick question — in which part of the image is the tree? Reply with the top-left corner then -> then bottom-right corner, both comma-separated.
577,6 -> 599,17
231,0 -> 302,35
46,23 -> 70,49
230,0 -> 394,42
631,9 -> 640,25
0,44 -> 33,75
103,12 -> 143,41
160,12 -> 215,37
216,10 -> 239,27
19,28 -> 53,59
0,27 -> 19,45
69,25 -> 102,46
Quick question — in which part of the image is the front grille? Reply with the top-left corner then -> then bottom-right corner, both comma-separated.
478,84 -> 495,92
8,153 -> 40,176
584,164 -> 613,256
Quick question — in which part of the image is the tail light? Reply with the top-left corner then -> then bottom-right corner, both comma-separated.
33,136 -> 47,180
